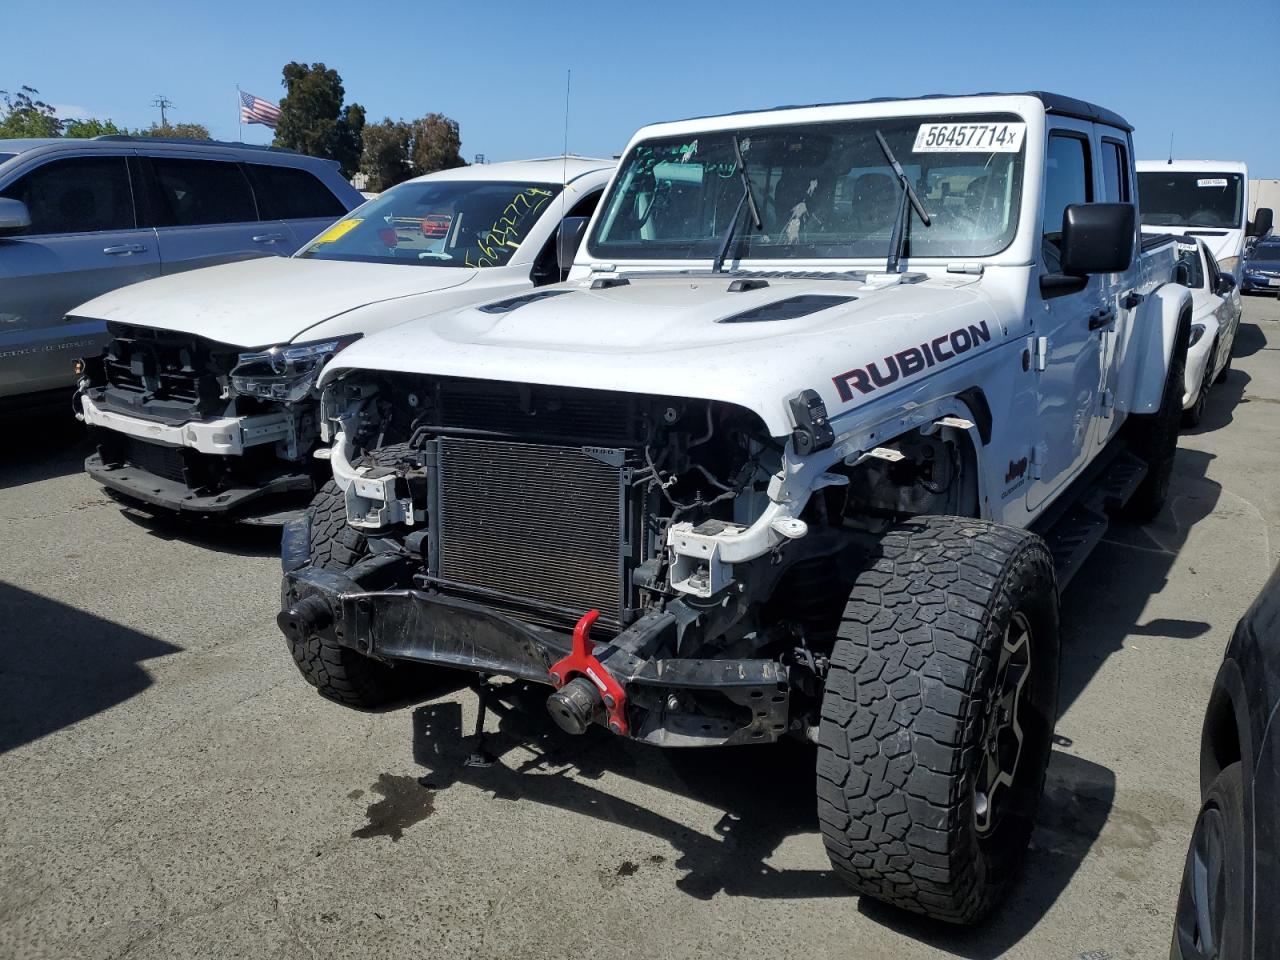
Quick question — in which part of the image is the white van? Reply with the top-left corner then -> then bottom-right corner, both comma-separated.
1137,160 -> 1273,282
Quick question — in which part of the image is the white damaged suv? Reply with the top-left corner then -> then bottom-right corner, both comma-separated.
72,157 -> 613,520
277,94 -> 1192,923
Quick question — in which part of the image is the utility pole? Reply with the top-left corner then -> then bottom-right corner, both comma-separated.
151,95 -> 172,128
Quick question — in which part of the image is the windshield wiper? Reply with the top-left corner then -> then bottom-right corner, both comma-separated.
711,134 -> 764,273
875,130 -> 931,274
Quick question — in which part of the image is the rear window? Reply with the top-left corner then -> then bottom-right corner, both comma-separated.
0,155 -> 135,234
148,157 -> 258,226
244,163 -> 348,221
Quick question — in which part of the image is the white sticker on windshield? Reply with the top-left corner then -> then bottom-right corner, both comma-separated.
913,122 -> 1026,152
1197,178 -> 1228,187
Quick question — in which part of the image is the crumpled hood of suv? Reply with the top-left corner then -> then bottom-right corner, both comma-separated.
71,256 -> 477,349
322,273 -> 1003,436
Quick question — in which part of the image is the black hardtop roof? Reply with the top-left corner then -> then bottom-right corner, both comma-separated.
671,91 -> 1133,133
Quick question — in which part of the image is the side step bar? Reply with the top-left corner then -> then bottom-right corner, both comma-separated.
1037,450 -> 1148,590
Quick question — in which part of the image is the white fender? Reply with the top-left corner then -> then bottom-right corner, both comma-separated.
1131,283 -> 1193,414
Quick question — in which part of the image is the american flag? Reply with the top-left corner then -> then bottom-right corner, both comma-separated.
239,89 -> 281,128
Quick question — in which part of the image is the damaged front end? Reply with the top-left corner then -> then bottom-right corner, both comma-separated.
75,322 -> 353,516
278,372 -> 875,746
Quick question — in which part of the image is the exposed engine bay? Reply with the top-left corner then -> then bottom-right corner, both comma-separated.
277,372 -> 978,745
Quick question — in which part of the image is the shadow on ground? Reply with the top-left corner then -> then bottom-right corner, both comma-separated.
0,409 -> 91,490
406,684 -> 1114,959
0,581 -> 181,753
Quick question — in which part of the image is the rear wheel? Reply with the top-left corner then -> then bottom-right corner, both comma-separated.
285,444 -> 434,709
1182,347 -> 1213,428
1214,350 -> 1232,385
817,516 -> 1060,924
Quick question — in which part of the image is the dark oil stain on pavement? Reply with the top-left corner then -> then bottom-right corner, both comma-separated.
351,773 -> 435,842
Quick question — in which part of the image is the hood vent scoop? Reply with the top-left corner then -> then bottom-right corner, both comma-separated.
477,289 -> 573,315
718,294 -> 856,324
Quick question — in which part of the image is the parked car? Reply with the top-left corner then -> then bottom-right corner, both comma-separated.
1137,160 -> 1272,285
1171,237 -> 1241,426
1241,236 -> 1280,295
73,157 -> 615,521
277,92 -> 1192,925
1171,563 -> 1280,960
0,136 -> 362,407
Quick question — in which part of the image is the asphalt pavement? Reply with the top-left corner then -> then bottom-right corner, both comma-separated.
2,295 -> 1278,960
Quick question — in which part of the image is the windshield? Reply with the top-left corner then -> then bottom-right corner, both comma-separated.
1175,241 -> 1205,288
1249,241 -> 1280,262
1138,172 -> 1244,229
589,113 -> 1026,263
0,153 -> 15,165
298,179 -> 562,268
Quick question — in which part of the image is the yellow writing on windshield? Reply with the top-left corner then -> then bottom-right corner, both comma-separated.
465,189 -> 555,268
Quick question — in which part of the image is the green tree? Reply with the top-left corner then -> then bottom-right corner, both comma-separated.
0,86 -> 62,138
137,122 -> 211,140
273,62 -> 365,177
62,117 -> 126,138
409,113 -> 466,175
358,118 -> 412,192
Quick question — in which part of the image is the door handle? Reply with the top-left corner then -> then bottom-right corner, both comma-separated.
1088,307 -> 1115,331
103,243 -> 147,255
252,233 -> 286,243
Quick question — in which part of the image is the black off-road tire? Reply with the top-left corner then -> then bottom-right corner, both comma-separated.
286,443 -> 426,709
1125,311 -> 1190,521
1171,762 -> 1247,959
817,517 -> 1060,925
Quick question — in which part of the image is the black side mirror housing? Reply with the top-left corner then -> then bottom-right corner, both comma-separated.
1040,203 -> 1135,298
556,217 -> 590,273
1249,206 -> 1273,238
1059,203 -> 1135,275
1215,273 -> 1236,296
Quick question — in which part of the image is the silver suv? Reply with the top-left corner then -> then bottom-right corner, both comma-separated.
0,136 -> 363,407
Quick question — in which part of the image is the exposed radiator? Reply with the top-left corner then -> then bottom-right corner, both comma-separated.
435,437 -> 632,630
124,438 -> 187,484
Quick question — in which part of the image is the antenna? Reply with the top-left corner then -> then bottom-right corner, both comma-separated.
561,69 -> 571,201
1168,132 -> 1174,165
151,95 -> 172,128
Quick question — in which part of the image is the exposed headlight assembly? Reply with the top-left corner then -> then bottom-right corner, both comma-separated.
230,334 -> 361,403
1188,323 -> 1206,348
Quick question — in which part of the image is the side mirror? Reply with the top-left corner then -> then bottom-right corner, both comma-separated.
1040,203 -> 1135,298
1249,207 -> 1273,239
1060,202 -> 1135,275
1214,273 -> 1236,296
556,217 -> 590,273
0,197 -> 31,236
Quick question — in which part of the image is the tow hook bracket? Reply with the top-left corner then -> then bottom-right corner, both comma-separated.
547,610 -> 629,736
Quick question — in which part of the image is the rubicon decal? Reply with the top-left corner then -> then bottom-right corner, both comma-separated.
832,321 -> 992,401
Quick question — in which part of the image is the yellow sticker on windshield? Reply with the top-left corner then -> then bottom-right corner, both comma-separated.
311,218 -> 362,244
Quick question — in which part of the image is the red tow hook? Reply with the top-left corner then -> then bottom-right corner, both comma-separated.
548,609 -> 629,735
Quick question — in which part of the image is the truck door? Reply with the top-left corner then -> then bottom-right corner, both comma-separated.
1094,133 -> 1138,448
1026,125 -> 1105,513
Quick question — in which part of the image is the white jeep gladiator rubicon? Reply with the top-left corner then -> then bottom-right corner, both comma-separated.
70,157 -> 613,520
276,93 -> 1191,923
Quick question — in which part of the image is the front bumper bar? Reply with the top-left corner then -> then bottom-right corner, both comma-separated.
87,450 -> 312,516
279,554 -> 791,747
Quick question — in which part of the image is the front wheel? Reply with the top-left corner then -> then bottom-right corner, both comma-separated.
817,516 -> 1060,924
1171,763 -> 1247,959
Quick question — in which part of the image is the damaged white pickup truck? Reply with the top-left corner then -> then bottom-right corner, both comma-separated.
277,93 -> 1191,923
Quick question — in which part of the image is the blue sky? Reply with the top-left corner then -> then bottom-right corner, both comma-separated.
6,0 -> 1278,176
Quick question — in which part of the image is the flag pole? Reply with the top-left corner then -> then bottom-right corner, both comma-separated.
236,84 -> 242,142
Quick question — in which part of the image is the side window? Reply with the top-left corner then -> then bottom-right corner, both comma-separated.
243,164 -> 348,221
148,157 -> 257,227
1042,133 -> 1092,271
1203,246 -> 1222,290
0,156 -> 135,235
1101,139 -> 1131,203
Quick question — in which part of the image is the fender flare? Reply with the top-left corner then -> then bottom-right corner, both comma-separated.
1131,283 -> 1193,414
